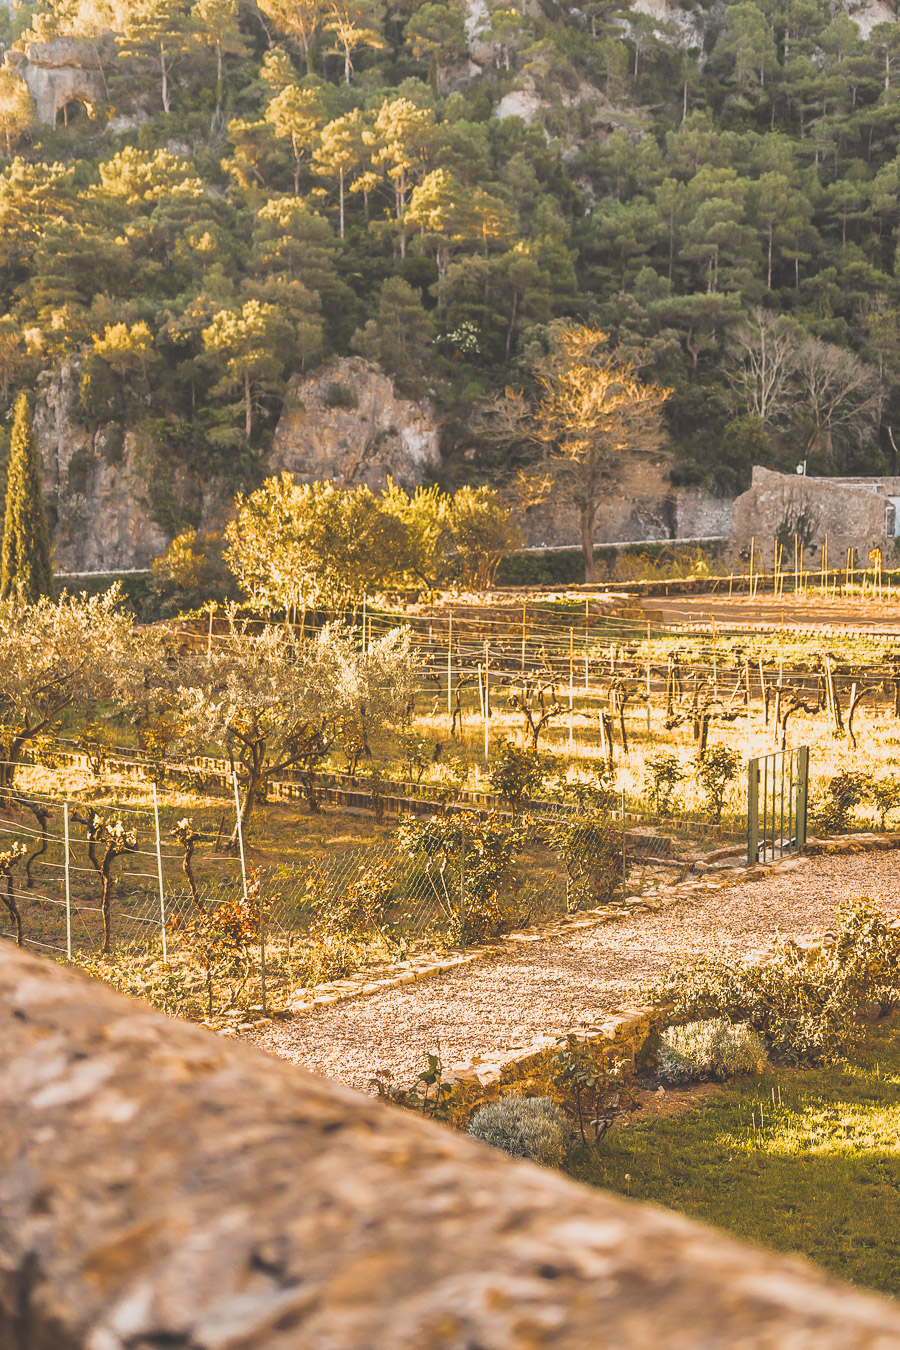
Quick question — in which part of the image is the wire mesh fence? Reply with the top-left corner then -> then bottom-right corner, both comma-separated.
0,771 -> 633,969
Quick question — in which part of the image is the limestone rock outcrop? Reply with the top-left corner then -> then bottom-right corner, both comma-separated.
269,356 -> 441,490
35,357 -> 176,573
5,33 -> 113,125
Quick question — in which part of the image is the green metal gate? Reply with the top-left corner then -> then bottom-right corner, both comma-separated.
747,746 -> 809,864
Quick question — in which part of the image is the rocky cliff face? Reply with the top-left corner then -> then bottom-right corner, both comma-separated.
34,354 -> 729,573
34,356 -> 442,572
268,357 -> 441,490
5,34 -> 112,125
35,358 -> 173,573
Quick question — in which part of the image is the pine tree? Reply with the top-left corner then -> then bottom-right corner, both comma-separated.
1,394 -> 53,604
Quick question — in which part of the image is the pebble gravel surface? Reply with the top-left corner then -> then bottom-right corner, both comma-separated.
255,853 -> 900,1091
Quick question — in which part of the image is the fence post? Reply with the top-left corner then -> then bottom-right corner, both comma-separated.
152,784 -> 167,964
64,802 -> 72,963
483,642 -> 490,765
747,757 -> 759,865
232,769 -> 265,1015
621,789 -> 626,894
568,628 -> 574,750
796,746 -> 809,850
459,820 -> 466,950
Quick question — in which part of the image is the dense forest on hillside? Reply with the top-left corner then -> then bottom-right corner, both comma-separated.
0,0 -> 899,522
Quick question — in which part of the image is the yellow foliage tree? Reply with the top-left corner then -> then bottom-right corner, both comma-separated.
495,324 -> 671,582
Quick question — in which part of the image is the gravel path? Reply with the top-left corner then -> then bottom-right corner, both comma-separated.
255,853 -> 900,1091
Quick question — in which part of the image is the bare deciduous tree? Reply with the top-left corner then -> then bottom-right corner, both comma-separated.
794,337 -> 882,466
726,307 -> 797,427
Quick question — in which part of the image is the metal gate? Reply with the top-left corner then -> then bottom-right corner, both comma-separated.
747,746 -> 809,864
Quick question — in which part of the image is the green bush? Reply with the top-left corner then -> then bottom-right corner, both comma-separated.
644,752 -> 685,816
657,1019 -> 768,1084
468,1097 -> 568,1166
870,776 -> 900,831
648,903 -> 900,1065
545,816 -> 622,910
397,812 -> 530,944
813,770 -> 871,834
696,746 -> 741,825
488,740 -> 550,813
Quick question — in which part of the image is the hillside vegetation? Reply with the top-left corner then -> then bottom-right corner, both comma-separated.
0,0 -> 899,516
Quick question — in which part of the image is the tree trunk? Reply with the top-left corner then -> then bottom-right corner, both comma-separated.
244,369 -> 252,440
580,504 -> 597,583
160,42 -> 170,114
767,225 -> 773,289
2,872 -> 22,946
339,166 -> 345,239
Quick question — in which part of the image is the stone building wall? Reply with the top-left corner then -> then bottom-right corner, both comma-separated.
730,465 -> 900,565
523,458 -> 734,550
4,943 -> 900,1349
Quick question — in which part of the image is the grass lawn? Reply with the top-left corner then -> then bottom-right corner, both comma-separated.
572,1021 -> 900,1298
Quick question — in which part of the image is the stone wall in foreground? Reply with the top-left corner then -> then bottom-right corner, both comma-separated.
3,945 -> 900,1349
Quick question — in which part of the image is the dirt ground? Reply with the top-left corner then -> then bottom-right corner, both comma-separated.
647,593 -> 900,632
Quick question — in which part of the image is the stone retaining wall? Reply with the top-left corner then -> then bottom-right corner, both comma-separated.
4,945 -> 900,1348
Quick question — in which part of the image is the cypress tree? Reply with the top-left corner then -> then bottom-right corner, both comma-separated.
0,393 -> 53,603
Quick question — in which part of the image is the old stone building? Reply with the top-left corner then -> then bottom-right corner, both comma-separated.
730,465 -> 900,566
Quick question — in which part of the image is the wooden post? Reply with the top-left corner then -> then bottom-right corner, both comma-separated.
232,769 -> 263,1014
794,534 -> 798,594
362,593 -> 367,654
483,642 -> 490,764
64,802 -> 72,963
749,537 -> 755,598
521,598 -> 526,674
744,659 -> 752,750
447,614 -> 453,718
207,603 -> 214,663
153,783 -> 167,964
712,616 -> 718,699
568,627 -> 574,751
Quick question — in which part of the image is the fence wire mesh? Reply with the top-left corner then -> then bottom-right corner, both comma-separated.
0,782 -> 633,964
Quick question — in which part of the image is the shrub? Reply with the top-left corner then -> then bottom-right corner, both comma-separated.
323,380 -> 358,409
468,1097 -> 568,1166
657,1019 -> 768,1084
813,770 -> 871,834
489,740 -> 550,813
648,902 -> 900,1064
398,812 -> 530,944
696,746 -> 741,825
870,776 -> 900,831
644,752 -> 685,816
551,1034 -> 635,1146
545,816 -> 622,910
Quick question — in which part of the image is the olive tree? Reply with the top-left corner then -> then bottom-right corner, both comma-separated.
0,588 -> 148,787
178,618 -> 414,842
